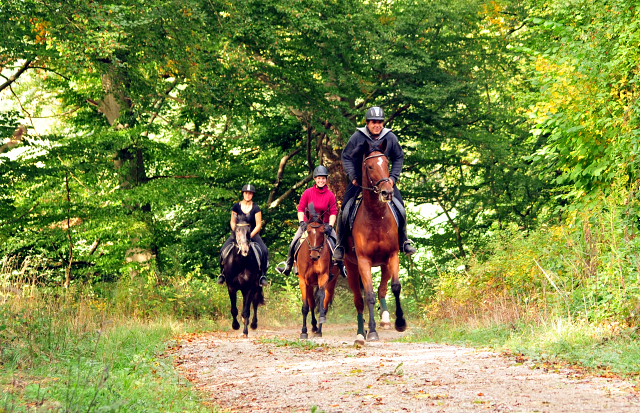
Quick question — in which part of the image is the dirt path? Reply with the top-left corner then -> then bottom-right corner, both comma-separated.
174,325 -> 639,412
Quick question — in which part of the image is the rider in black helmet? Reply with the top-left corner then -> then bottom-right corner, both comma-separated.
217,184 -> 269,286
333,106 -> 417,261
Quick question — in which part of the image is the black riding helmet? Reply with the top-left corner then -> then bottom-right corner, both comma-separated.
241,184 -> 256,193
365,106 -> 385,121
313,165 -> 329,177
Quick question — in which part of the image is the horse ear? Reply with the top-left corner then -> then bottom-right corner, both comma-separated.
308,202 -> 316,216
378,137 -> 388,153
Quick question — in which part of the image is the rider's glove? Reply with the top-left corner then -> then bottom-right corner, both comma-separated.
324,223 -> 333,233
299,221 -> 307,231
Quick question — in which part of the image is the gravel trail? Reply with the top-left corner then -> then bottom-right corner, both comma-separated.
173,325 -> 639,412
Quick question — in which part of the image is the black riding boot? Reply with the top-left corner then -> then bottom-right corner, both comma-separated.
217,262 -> 226,284
276,240 -> 297,276
333,212 -> 346,262
399,215 -> 417,255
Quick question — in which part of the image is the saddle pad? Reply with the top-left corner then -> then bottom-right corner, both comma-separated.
346,194 -> 400,232
220,242 -> 234,263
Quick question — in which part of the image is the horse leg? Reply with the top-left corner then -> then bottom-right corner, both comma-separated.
308,284 -> 318,334
250,288 -> 260,330
228,286 -> 240,330
299,277 -> 309,339
357,258 -> 378,342
241,289 -> 252,337
345,259 -> 365,345
388,253 -> 406,332
379,263 -> 393,330
315,287 -> 326,337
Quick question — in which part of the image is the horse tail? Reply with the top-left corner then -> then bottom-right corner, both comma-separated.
255,287 -> 265,307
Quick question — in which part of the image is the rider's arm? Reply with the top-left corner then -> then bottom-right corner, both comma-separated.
329,214 -> 336,226
342,135 -> 360,185
297,211 -> 305,223
230,211 -> 237,231
389,136 -> 404,185
251,211 -> 262,238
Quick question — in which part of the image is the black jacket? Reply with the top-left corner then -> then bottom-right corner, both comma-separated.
341,127 -> 404,185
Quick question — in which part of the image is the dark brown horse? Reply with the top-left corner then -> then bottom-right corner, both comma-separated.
221,216 -> 265,337
344,139 -> 407,345
295,203 -> 339,338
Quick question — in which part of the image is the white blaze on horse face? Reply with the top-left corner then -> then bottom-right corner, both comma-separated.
377,157 -> 384,167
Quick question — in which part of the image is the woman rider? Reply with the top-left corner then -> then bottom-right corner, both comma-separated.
276,166 -> 345,277
217,184 -> 269,287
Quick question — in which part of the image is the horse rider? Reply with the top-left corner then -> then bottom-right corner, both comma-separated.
217,184 -> 269,287
333,106 -> 418,262
276,165 -> 346,277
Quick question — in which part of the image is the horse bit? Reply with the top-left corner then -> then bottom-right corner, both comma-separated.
360,153 -> 390,193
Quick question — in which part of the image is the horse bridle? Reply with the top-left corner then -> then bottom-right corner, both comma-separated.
305,220 -> 326,256
235,223 -> 251,249
360,153 -> 390,193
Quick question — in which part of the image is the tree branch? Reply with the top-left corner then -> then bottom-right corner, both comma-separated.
385,103 -> 411,126
0,59 -> 33,93
269,173 -> 313,209
0,201 -> 39,228
147,175 -> 200,180
267,147 -> 302,205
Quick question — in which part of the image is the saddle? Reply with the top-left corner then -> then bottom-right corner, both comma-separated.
341,192 -> 403,232
220,241 -> 265,271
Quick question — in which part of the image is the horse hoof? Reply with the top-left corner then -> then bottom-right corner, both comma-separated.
232,320 -> 240,330
354,334 -> 365,346
367,331 -> 379,341
300,333 -> 308,339
380,322 -> 391,330
243,333 -> 248,338
319,316 -> 326,324
395,318 -> 407,332
250,321 -> 258,330
381,310 -> 390,323
314,332 -> 322,338
312,326 -> 318,333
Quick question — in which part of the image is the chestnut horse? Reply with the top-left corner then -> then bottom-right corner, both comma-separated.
344,139 -> 407,345
296,203 -> 339,338
221,216 -> 265,337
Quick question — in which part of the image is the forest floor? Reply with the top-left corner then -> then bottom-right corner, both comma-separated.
172,323 -> 640,412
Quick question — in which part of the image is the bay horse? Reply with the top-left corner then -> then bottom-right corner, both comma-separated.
296,203 -> 339,339
221,216 -> 265,337
344,139 -> 407,345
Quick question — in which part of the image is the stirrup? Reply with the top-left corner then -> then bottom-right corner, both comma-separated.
338,263 -> 347,278
216,275 -> 226,285
275,261 -> 288,274
403,240 -> 417,255
259,275 -> 268,286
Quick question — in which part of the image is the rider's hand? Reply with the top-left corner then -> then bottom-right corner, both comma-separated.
352,179 -> 358,186
299,221 -> 307,231
324,223 -> 333,233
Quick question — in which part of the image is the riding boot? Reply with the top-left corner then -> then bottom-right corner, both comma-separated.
337,261 -> 347,278
333,211 -> 346,262
398,214 -> 417,255
276,240 -> 297,275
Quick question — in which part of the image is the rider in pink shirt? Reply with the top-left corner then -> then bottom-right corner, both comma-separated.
276,166 -> 345,277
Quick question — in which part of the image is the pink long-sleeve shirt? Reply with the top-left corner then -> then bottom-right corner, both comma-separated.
297,185 -> 338,223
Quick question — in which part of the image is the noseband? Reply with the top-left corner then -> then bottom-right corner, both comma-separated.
361,153 -> 390,193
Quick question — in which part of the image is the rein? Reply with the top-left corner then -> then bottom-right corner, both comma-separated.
361,153 -> 390,193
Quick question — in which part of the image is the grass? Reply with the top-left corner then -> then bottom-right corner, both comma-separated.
0,313 -> 222,413
257,337 -> 328,351
404,317 -> 640,379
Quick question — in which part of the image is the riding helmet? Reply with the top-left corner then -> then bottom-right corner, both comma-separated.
365,106 -> 385,121
241,184 -> 256,193
313,165 -> 329,178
